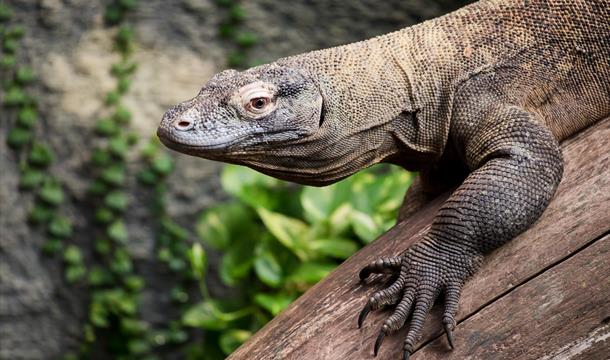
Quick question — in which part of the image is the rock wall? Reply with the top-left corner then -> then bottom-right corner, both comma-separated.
0,0 -> 470,358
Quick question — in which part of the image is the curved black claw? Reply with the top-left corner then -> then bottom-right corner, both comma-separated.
403,350 -> 411,360
444,322 -> 455,349
359,267 -> 372,281
373,328 -> 386,356
358,303 -> 371,328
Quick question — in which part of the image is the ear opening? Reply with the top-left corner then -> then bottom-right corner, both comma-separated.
318,99 -> 326,127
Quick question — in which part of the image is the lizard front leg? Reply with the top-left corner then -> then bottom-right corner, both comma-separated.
358,104 -> 564,359
397,155 -> 468,222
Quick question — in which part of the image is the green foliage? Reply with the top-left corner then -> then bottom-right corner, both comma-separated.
0,4 -> 13,22
189,163 -> 413,355
7,127 -> 32,148
216,0 -> 257,69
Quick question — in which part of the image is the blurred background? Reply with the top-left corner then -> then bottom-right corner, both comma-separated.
0,1 -> 471,358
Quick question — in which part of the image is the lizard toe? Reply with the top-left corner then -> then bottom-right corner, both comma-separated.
359,256 -> 402,281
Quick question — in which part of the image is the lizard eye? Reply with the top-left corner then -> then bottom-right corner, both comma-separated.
249,97 -> 270,110
234,81 -> 278,118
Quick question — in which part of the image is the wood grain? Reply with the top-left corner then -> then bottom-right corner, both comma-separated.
228,118 -> 610,360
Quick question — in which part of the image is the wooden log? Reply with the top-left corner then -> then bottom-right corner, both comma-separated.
228,118 -> 610,360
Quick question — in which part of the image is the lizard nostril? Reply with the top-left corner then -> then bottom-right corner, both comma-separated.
173,119 -> 193,131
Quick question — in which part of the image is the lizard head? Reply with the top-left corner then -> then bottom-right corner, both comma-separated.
158,64 -> 323,153
157,64 -> 346,185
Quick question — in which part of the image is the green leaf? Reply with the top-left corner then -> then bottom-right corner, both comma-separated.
94,118 -> 118,136
157,247 -> 171,262
168,329 -> 188,344
301,180 -> 352,224
28,204 -> 53,224
15,67 -> 35,84
94,238 -> 111,255
196,202 -> 256,250
107,220 -> 128,244
28,142 -> 54,167
169,258 -> 186,272
5,26 -> 25,39
110,249 -> 133,275
309,238 -> 359,259
38,181 -> 64,206
183,301 -> 227,330
235,32 -> 258,48
0,55 -> 16,69
124,275 -> 144,291
219,329 -> 252,355
286,262 -> 336,288
350,210 -> 382,243
3,38 -> 17,53
121,318 -> 148,335
104,90 -> 120,105
3,86 -> 27,106
161,217 -> 189,241
88,179 -> 108,195
88,266 -> 112,286
229,5 -> 246,22
115,25 -> 135,54
89,299 -> 109,327
327,203 -> 353,236
94,207 -> 114,224
183,301 -> 250,330
101,165 -> 125,186
137,169 -> 157,185
19,168 -> 45,189
7,127 -> 32,148
108,136 -> 129,158
65,264 -> 87,283
0,4 -> 13,22
257,208 -> 311,261
104,190 -> 128,212
110,61 -> 137,77
170,286 -> 189,303
188,242 -> 207,280
16,107 -> 38,128
104,4 -> 123,25
220,165 -> 280,210
63,245 -> 83,264
127,339 -> 150,355
254,292 -> 296,316
220,241 -> 254,285
151,153 -> 173,175
48,216 -> 72,238
117,77 -> 131,93
253,247 -> 282,287
91,148 -> 111,166
41,238 -> 63,255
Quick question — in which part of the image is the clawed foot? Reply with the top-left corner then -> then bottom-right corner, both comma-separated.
357,239 -> 481,358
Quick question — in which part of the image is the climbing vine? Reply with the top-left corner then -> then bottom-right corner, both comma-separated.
80,0 -> 153,357
215,0 -> 259,69
1,3 -> 78,276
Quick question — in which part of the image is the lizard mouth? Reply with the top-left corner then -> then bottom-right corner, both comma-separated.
157,127 -> 312,155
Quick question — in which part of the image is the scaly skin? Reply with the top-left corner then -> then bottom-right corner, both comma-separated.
157,0 -> 610,358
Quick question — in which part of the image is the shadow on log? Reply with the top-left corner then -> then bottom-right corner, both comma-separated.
229,118 -> 610,360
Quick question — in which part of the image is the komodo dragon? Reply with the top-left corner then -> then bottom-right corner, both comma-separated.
157,0 -> 610,358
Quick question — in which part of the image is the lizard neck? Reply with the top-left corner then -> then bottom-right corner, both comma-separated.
279,22 -> 452,172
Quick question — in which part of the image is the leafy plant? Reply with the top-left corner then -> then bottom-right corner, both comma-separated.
187,164 -> 413,356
